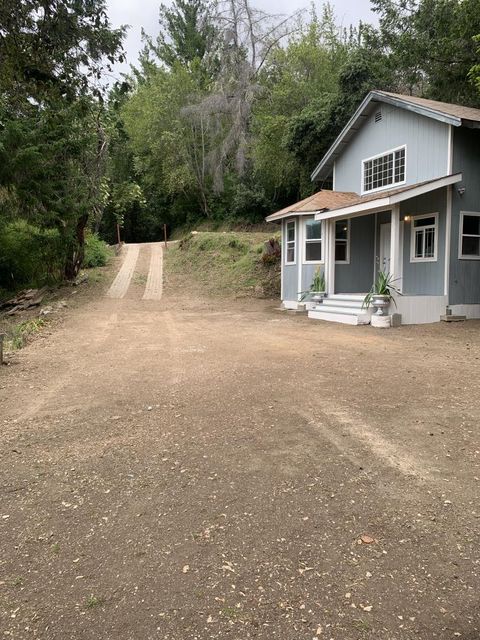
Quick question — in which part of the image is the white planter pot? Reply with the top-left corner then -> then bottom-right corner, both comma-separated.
371,294 -> 391,316
371,314 -> 391,328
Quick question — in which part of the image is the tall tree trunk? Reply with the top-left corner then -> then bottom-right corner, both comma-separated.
64,213 -> 89,280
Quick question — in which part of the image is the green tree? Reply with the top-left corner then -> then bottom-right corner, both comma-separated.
0,1 -> 125,280
147,0 -> 216,69
369,0 -> 480,105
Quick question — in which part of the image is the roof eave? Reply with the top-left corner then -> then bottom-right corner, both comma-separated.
377,92 -> 462,127
310,92 -> 376,182
265,209 -> 320,223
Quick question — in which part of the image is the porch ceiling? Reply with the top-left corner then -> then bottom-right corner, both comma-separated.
315,173 -> 462,221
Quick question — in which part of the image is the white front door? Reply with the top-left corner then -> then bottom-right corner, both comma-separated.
379,223 -> 391,273
378,221 -> 404,286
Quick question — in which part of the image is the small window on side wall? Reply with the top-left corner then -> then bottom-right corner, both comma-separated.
410,213 -> 438,262
335,219 -> 350,263
304,218 -> 322,263
285,220 -> 296,264
459,212 -> 480,259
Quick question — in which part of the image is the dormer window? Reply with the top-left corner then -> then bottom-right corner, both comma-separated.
362,146 -> 406,193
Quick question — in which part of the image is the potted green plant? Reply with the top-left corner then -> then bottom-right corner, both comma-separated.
299,267 -> 326,303
363,271 -> 401,316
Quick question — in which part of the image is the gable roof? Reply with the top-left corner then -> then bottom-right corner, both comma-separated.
311,90 -> 480,182
265,189 -> 358,222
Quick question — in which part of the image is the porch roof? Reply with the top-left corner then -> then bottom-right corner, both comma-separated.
265,189 -> 358,222
314,173 -> 462,221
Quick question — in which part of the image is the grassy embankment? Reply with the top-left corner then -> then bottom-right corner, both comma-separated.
165,231 -> 281,298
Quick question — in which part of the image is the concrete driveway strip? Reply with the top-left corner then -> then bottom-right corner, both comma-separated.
106,244 -> 140,299
142,243 -> 163,301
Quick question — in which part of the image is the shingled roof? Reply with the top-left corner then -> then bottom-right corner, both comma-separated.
379,92 -> 480,125
265,190 -> 358,222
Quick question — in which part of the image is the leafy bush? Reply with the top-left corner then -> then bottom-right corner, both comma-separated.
83,233 -> 112,268
0,220 -> 64,290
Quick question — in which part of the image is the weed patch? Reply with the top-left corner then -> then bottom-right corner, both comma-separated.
7,318 -> 46,350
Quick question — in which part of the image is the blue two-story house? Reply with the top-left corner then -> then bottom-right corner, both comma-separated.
266,91 -> 480,324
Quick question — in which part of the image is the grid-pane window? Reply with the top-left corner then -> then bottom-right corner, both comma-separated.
363,147 -> 406,193
285,220 -> 296,264
460,213 -> 480,259
411,214 -> 437,261
335,219 -> 349,262
304,219 -> 322,262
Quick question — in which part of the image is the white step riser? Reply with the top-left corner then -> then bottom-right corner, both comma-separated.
322,299 -> 366,310
311,305 -> 370,316
309,310 -> 362,325
328,294 -> 367,302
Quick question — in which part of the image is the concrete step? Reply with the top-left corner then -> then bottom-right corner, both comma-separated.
308,308 -> 371,325
441,314 -> 466,322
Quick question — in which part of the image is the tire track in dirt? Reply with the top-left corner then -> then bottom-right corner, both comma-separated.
106,244 -> 140,299
142,244 -> 163,300
296,403 -> 435,482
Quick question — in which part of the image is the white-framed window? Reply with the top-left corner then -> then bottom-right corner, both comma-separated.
285,219 -> 296,264
304,218 -> 322,263
335,219 -> 350,263
410,213 -> 438,262
362,146 -> 406,194
459,212 -> 480,260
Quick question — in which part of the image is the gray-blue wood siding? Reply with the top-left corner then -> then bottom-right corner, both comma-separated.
281,217 -> 326,300
400,190 -> 446,295
335,105 -> 450,193
336,216 -> 375,293
449,127 -> 480,305
281,218 -> 298,300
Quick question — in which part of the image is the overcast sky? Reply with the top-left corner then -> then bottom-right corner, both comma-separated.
105,0 -> 376,81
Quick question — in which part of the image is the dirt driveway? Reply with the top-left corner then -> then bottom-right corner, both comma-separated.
1,243 -> 480,640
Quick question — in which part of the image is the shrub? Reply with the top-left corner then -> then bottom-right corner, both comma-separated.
83,233 -> 112,268
0,220 -> 64,289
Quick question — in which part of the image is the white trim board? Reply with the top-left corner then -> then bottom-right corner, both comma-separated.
282,300 -> 300,310
266,209 -> 321,223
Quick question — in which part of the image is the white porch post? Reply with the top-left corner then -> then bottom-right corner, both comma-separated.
390,204 -> 401,281
325,219 -> 335,296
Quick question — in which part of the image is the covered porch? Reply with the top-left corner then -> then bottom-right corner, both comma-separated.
310,173 -> 462,324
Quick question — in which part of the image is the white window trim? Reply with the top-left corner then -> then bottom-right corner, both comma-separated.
361,145 -> 407,195
458,211 -> 480,260
285,218 -> 296,265
303,217 -> 323,265
410,212 -> 438,263
335,218 -> 350,264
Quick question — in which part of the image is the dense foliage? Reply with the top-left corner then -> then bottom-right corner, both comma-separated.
112,0 -> 480,240
0,0 -> 479,290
